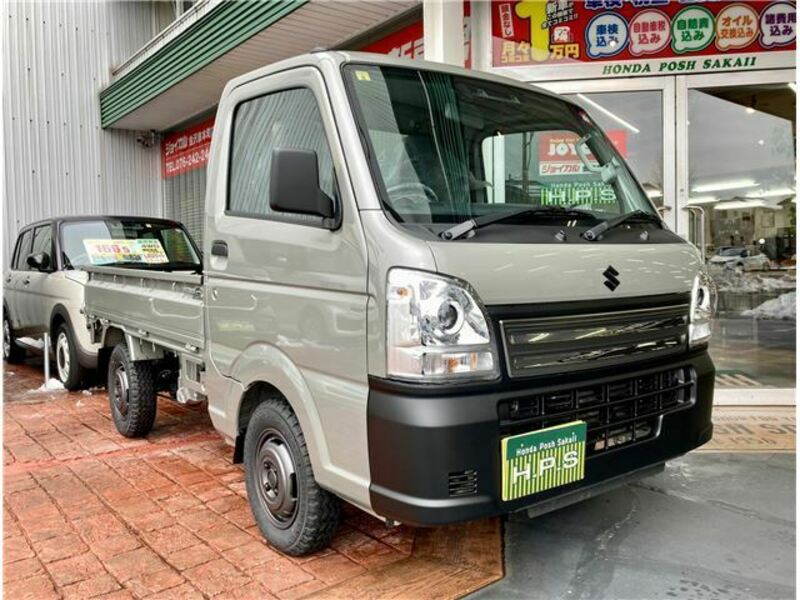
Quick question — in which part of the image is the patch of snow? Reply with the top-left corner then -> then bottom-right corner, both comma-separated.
712,271 -> 796,293
742,292 -> 796,320
27,378 -> 66,394
81,389 -> 93,396
17,336 -> 45,349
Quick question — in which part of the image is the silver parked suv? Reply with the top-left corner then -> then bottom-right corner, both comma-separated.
3,216 -> 200,389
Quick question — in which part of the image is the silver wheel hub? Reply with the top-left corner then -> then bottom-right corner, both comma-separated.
256,430 -> 298,529
3,320 -> 10,358
56,332 -> 71,382
112,364 -> 129,417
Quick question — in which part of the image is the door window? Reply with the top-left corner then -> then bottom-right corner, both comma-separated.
687,83 -> 796,388
31,225 -> 53,267
13,229 -> 33,270
228,87 -> 336,224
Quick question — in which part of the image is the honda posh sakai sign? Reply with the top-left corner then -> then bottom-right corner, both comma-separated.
493,0 -> 796,76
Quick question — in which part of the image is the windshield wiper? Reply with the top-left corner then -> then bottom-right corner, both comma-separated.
440,206 -> 597,241
582,210 -> 663,241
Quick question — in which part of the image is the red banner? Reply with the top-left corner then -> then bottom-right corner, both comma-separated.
537,130 -> 627,176
161,117 -> 215,178
361,2 -> 472,66
492,0 -> 796,67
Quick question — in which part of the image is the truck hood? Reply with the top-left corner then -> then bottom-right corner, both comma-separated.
427,241 -> 702,305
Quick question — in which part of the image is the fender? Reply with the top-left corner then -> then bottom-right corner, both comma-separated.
226,342 -> 341,497
50,303 -> 98,369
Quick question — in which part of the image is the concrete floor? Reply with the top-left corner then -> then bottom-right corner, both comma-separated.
473,453 -> 795,600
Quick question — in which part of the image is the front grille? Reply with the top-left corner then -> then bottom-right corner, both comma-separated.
500,304 -> 689,378
498,367 -> 696,455
448,469 -> 478,497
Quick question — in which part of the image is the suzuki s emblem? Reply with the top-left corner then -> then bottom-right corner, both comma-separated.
603,266 -> 620,291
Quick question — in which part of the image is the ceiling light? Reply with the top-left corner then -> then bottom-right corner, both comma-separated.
692,179 -> 757,193
745,107 -> 756,114
758,139 -> 765,145
714,199 -> 775,211
576,94 -> 640,134
688,196 -> 717,205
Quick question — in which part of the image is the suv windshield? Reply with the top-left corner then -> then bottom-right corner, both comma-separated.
344,65 -> 657,234
61,218 -> 200,270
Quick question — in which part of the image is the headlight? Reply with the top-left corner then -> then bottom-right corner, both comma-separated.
689,270 -> 717,347
386,268 -> 499,381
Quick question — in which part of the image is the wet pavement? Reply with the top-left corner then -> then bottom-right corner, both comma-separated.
472,452 -> 795,600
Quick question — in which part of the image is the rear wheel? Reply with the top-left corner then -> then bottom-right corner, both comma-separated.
107,344 -> 157,437
54,323 -> 87,391
2,312 -> 26,364
244,396 -> 341,555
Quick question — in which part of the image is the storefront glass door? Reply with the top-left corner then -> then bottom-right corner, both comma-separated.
677,71 -> 796,391
543,72 -> 796,396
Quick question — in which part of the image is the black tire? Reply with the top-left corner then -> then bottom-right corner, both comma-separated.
3,311 -> 26,364
244,395 -> 341,555
53,322 -> 87,391
107,344 -> 157,438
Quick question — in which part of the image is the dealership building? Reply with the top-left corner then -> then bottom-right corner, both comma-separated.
4,0 -> 796,399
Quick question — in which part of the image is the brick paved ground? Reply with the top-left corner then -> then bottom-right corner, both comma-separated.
3,357 -> 416,599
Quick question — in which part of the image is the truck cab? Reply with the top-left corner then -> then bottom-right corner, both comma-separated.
85,51 -> 715,555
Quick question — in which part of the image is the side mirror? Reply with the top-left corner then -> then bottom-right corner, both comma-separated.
26,252 -> 51,271
269,148 -> 335,219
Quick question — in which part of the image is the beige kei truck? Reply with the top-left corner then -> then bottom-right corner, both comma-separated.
83,52 -> 716,555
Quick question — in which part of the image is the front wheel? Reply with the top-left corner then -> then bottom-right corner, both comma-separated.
54,323 -> 87,391
244,396 -> 341,555
107,344 -> 157,437
3,312 -> 26,364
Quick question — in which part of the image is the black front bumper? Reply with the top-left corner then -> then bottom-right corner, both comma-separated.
367,350 -> 714,527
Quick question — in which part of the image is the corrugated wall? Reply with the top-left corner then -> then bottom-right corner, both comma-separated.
3,1 -> 163,261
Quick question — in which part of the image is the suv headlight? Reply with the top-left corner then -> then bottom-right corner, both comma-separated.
386,268 -> 499,381
689,270 -> 717,347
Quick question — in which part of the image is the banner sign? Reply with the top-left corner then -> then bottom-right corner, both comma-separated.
537,129 -> 626,176
161,117 -> 215,178
83,239 -> 169,265
492,0 -> 795,74
361,2 -> 472,66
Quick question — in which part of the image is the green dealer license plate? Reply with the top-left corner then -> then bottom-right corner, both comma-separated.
501,421 -> 587,502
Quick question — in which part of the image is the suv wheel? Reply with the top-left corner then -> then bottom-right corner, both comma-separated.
54,323 -> 87,391
2,313 -> 26,364
244,396 -> 341,555
108,343 -> 157,437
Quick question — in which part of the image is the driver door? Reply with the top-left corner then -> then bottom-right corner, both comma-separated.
21,223 -> 54,335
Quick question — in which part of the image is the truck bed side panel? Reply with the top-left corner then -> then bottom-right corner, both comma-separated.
83,266 -> 204,351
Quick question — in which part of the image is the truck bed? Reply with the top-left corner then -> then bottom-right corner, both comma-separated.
83,266 -> 205,354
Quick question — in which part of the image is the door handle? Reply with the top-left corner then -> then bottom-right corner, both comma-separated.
22,278 -> 30,286
211,240 -> 228,258
4,276 -> 11,284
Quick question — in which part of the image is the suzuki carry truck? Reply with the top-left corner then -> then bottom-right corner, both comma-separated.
82,52 -> 716,555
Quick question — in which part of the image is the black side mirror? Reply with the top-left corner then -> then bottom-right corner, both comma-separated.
269,148 -> 335,219
27,252 -> 51,271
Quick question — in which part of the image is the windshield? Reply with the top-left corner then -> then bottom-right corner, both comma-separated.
344,65 -> 656,230
61,218 -> 200,270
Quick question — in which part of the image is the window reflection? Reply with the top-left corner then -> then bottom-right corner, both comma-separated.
689,84 -> 796,388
